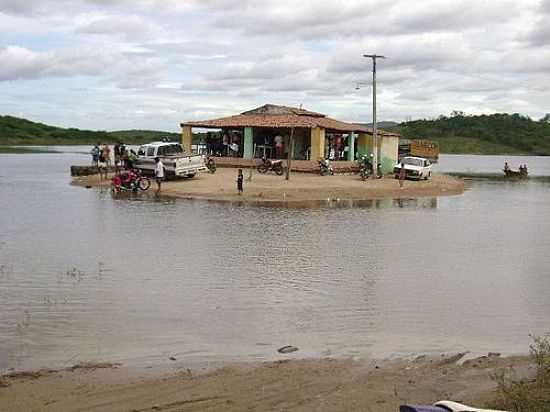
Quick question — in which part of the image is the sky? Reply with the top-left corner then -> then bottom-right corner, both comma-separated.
0,0 -> 549,131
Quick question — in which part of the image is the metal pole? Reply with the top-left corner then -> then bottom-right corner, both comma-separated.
363,54 -> 385,175
372,58 -> 377,173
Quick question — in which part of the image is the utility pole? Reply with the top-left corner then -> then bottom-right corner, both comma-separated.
285,127 -> 295,180
363,54 -> 385,174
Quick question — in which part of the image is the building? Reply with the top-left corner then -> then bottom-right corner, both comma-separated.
181,104 -> 400,173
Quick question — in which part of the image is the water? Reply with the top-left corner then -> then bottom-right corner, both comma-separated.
1,150 -> 549,371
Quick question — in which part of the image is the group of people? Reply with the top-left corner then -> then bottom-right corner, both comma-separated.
90,142 -> 138,179
504,162 -> 528,175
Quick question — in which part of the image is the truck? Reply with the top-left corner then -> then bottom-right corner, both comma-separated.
399,139 -> 439,163
135,142 -> 207,178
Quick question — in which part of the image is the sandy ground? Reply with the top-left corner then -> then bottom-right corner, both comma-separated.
73,168 -> 464,205
0,355 -> 531,412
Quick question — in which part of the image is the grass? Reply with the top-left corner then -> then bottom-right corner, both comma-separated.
491,334 -> 550,411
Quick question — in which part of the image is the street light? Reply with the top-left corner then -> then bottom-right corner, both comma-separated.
363,54 -> 386,173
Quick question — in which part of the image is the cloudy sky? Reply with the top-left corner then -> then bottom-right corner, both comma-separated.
0,0 -> 548,131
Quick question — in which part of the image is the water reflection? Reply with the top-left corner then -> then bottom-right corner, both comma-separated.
221,196 -> 438,209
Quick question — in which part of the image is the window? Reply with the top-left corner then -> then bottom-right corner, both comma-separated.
137,147 -> 146,156
166,144 -> 183,155
147,147 -> 155,157
402,157 -> 423,167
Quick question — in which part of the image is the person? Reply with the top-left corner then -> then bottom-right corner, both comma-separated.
237,169 -> 244,195
101,144 -> 111,167
154,157 -> 164,192
119,143 -> 126,167
91,143 -> 100,166
274,134 -> 283,158
113,142 -> 121,168
399,162 -> 406,188
335,135 -> 343,160
127,149 -> 138,169
121,146 -> 129,169
222,132 -> 229,156
98,146 -> 108,180
523,164 -> 528,175
504,162 -> 510,172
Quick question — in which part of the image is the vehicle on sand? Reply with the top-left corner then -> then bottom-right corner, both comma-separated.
394,156 -> 432,180
135,142 -> 207,179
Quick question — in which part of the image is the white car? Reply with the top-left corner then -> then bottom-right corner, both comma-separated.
394,156 -> 433,180
135,142 -> 207,178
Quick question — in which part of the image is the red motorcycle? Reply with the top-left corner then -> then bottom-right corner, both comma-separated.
257,157 -> 284,175
111,169 -> 150,193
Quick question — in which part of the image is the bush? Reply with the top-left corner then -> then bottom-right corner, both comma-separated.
492,334 -> 550,411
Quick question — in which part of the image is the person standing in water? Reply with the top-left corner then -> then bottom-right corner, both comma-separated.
237,169 -> 244,195
154,157 -> 164,192
91,143 -> 100,166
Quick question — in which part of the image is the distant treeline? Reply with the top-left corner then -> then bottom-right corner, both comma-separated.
0,115 -> 180,145
3,112 -> 550,155
393,112 -> 550,155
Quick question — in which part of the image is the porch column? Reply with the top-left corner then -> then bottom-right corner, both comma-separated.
181,125 -> 192,153
310,127 -> 326,160
243,127 -> 253,159
347,132 -> 355,161
356,133 -> 373,157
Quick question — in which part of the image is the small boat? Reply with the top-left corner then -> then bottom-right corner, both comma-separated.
503,168 -> 528,178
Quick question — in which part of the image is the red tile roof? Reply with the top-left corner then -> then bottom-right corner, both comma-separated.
181,104 -> 399,136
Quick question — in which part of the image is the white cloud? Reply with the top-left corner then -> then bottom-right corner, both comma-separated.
76,14 -> 160,36
0,0 -> 548,129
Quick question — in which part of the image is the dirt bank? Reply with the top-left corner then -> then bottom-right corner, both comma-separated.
73,168 -> 464,205
0,354 -> 531,412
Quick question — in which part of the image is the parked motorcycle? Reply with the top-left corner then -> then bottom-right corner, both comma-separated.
318,158 -> 334,176
357,155 -> 373,180
205,155 -> 216,173
111,169 -> 150,193
257,157 -> 284,175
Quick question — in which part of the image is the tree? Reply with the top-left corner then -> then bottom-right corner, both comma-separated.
540,113 -> 550,123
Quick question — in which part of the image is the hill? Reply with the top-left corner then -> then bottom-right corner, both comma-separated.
393,112 -> 550,155
0,116 -> 179,145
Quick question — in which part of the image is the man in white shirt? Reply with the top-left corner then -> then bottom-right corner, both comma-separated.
154,157 -> 164,192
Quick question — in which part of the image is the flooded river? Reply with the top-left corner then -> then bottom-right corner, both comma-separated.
1,150 -> 549,371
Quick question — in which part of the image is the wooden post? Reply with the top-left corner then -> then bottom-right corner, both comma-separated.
285,127 -> 295,180
247,143 -> 255,182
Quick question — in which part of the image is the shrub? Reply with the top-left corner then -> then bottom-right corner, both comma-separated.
492,334 -> 550,411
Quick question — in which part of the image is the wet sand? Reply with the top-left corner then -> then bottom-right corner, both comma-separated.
1,355 -> 530,411
73,168 -> 464,204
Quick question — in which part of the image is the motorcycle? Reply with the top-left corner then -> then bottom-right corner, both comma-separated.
257,157 -> 284,176
357,155 -> 383,180
111,169 -> 150,193
318,158 -> 334,176
204,155 -> 216,173
357,155 -> 373,180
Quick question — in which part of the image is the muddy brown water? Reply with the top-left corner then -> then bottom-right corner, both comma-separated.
1,149 -> 549,371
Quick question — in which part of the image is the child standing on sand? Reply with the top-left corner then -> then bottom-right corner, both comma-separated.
399,162 -> 406,188
237,169 -> 243,195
